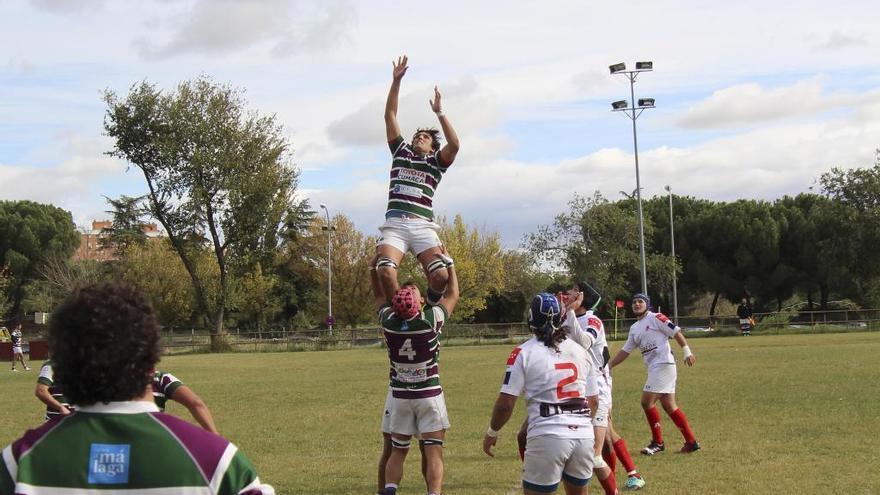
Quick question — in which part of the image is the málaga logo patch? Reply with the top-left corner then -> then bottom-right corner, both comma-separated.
88,443 -> 130,484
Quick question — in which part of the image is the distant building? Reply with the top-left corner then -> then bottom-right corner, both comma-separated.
73,220 -> 166,261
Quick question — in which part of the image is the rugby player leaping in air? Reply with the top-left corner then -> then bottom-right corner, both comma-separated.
375,55 -> 461,306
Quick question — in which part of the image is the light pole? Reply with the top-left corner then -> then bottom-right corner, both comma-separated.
611,61 -> 654,296
665,185 -> 679,324
319,204 -> 334,336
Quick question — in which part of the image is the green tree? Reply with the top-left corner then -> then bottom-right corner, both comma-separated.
0,266 -> 13,318
275,206 -> 322,327
104,77 -> 302,350
474,250 -> 563,323
0,200 -> 79,317
115,239 -> 208,327
437,215 -> 504,321
101,195 -> 148,253
527,192 -> 675,317
311,215 -> 376,329
820,150 -> 880,212
233,262 -> 281,334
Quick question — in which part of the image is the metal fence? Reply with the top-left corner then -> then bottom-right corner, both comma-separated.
159,308 -> 880,353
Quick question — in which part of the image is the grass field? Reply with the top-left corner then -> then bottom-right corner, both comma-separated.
2,332 -> 879,494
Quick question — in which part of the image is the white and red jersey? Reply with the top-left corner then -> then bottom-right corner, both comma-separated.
500,336 -> 598,440
622,311 -> 680,371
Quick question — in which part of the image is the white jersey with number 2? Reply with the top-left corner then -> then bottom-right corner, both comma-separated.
500,330 -> 599,440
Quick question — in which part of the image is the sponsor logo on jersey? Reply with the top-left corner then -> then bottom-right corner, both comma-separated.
397,169 -> 428,184
393,184 -> 423,198
88,443 -> 130,484
640,345 -> 658,355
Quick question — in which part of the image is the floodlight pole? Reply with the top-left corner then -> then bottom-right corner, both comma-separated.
611,65 -> 653,295
319,204 -> 333,336
665,185 -> 679,324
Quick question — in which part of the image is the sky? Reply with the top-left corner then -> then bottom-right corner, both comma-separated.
1,0 -> 878,247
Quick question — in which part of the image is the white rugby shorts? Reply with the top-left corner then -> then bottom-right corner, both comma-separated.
12,346 -> 23,355
523,435 -> 594,490
377,217 -> 442,257
592,384 -> 612,428
385,392 -> 450,437
644,363 -> 677,394
381,389 -> 393,434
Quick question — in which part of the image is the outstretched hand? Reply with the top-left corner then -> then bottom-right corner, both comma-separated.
430,86 -> 442,113
392,55 -> 409,80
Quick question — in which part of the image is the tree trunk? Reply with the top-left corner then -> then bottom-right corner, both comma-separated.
210,306 -> 230,352
819,283 -> 829,311
709,292 -> 719,329
807,289 -> 814,311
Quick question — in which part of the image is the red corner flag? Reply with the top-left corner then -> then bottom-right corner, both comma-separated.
615,299 -> 625,309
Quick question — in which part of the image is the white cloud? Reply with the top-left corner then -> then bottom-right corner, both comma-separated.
812,30 -> 868,52
676,79 -> 870,129
326,75 -> 501,148
29,0 -> 105,14
310,104 -> 880,247
0,131 -> 131,227
135,0 -> 356,60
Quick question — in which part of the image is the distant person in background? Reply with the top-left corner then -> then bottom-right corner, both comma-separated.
9,320 -> 30,371
1,283 -> 273,494
35,360 -> 218,433
609,293 -> 700,455
737,298 -> 754,336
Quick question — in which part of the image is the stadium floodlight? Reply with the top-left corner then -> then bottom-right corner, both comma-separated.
609,62 -> 627,74
664,185 -> 679,325
609,61 -> 657,295
319,204 -> 334,336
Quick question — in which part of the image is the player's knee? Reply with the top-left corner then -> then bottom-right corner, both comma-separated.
427,263 -> 449,286
391,437 -> 411,450
376,257 -> 398,275
419,438 -> 444,448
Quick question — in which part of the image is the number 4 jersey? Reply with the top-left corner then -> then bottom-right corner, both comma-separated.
501,337 -> 599,440
380,304 -> 447,399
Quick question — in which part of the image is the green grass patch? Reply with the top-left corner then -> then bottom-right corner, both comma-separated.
2,332 -> 879,494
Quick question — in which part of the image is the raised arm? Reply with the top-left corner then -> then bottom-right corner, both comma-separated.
437,254 -> 459,316
429,86 -> 460,165
385,55 -> 408,142
370,256 -> 387,309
